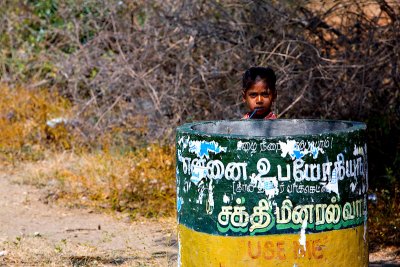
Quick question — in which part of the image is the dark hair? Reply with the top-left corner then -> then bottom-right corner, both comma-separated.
242,66 -> 276,93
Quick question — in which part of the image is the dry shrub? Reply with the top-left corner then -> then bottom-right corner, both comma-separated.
0,84 -> 174,219
1,1 -> 398,181
0,84 -> 72,162
116,144 -> 176,217
368,177 -> 400,251
20,145 -> 176,218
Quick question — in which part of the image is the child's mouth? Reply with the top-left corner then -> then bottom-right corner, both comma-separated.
249,108 -> 266,118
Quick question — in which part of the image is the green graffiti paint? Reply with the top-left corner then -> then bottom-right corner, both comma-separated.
176,119 -> 367,236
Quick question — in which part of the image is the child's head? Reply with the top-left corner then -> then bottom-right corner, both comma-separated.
242,66 -> 277,117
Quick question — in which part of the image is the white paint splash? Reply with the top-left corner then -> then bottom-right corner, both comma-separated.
350,177 -> 358,193
177,150 -> 183,162
206,180 -> 214,215
299,219 -> 308,251
279,140 -> 300,159
353,144 -> 365,156
324,169 -> 340,198
279,139 -> 324,160
177,236 -> 181,267
183,181 -> 191,193
222,193 -> 230,204
249,173 -> 279,199
196,180 -> 206,204
177,136 -> 190,149
263,177 -> 279,199
190,165 -> 207,185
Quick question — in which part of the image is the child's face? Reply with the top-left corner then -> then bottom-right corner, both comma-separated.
242,81 -> 275,115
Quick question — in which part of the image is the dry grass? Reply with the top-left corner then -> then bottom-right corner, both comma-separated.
0,84 -> 72,163
0,235 -> 171,266
12,146 -> 176,218
0,84 -> 176,218
368,185 -> 400,251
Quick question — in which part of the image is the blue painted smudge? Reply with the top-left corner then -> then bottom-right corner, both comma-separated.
188,140 -> 227,159
292,148 -> 305,159
177,197 -> 184,212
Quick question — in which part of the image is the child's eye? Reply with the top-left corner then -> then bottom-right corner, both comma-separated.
262,92 -> 270,97
249,93 -> 257,98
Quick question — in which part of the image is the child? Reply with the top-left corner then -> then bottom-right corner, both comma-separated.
242,66 -> 277,120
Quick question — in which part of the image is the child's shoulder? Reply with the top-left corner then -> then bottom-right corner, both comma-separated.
242,112 -> 250,119
265,112 -> 277,119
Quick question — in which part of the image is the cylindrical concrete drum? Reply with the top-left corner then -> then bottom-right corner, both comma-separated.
176,119 -> 368,267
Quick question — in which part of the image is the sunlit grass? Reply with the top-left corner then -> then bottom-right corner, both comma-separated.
0,84 -> 72,163
0,235 -> 168,266
52,144 -> 176,218
12,145 -> 176,218
0,84 -> 176,218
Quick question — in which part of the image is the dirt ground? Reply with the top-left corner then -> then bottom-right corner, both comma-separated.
0,167 -> 398,266
0,170 -> 178,266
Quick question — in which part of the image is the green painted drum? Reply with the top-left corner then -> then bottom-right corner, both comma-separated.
176,119 -> 368,267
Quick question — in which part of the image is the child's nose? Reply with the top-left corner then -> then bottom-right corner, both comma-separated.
257,95 -> 263,102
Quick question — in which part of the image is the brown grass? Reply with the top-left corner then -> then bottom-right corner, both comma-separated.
0,84 -> 175,217
0,84 -> 72,163
12,146 -> 176,218
0,235 -> 170,266
368,185 -> 400,251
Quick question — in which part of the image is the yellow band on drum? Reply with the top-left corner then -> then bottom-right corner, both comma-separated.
178,224 -> 368,267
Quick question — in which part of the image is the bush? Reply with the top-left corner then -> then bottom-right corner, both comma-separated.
23,145 -> 176,218
0,84 -> 72,162
1,1 -> 398,186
